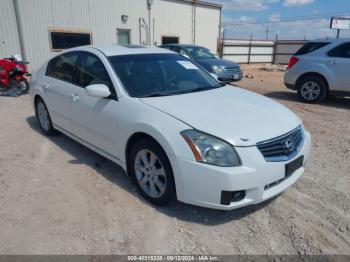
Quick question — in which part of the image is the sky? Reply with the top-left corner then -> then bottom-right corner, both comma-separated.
211,0 -> 350,40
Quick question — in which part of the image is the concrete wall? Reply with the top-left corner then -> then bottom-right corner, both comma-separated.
0,0 -> 221,71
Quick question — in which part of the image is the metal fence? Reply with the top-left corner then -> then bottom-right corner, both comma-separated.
220,38 -> 306,65
274,40 -> 306,64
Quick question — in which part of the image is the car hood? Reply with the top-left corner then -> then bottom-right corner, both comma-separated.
196,58 -> 239,69
140,86 -> 302,146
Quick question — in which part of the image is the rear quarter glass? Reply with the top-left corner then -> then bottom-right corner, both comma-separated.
295,42 -> 330,56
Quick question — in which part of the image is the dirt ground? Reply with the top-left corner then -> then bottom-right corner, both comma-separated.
0,64 -> 349,255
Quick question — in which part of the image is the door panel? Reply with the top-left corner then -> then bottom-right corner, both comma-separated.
328,58 -> 350,91
70,52 -> 119,157
44,52 -> 79,132
44,76 -> 74,131
327,42 -> 350,91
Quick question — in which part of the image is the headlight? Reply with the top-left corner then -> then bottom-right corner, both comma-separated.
212,65 -> 225,74
181,130 -> 241,167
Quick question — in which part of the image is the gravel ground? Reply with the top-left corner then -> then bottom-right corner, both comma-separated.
0,65 -> 349,255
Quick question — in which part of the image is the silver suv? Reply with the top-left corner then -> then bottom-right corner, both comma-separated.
284,38 -> 350,103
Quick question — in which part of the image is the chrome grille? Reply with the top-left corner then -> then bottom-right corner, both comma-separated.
257,126 -> 304,162
225,67 -> 241,74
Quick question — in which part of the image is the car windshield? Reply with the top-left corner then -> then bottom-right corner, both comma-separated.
183,47 -> 216,60
108,53 -> 223,98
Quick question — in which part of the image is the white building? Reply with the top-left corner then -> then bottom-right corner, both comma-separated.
0,0 -> 222,70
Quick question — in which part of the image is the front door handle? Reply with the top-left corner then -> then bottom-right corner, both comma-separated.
71,94 -> 79,102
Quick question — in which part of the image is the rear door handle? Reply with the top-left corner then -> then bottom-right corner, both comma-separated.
329,60 -> 338,65
43,83 -> 50,89
71,93 -> 79,102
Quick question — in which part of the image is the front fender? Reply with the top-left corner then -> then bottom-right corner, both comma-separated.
117,98 -> 197,200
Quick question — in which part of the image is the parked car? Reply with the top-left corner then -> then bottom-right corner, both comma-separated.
159,44 -> 242,83
285,38 -> 350,103
30,45 -> 311,210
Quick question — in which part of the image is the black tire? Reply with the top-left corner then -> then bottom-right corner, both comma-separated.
21,80 -> 29,94
35,98 -> 57,136
297,76 -> 328,103
10,79 -> 29,94
129,139 -> 176,206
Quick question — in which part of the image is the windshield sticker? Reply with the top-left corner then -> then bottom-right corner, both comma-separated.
177,61 -> 199,70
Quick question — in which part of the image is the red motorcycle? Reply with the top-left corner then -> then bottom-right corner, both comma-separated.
0,54 -> 30,93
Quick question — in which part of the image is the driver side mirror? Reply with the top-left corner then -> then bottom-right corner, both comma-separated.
85,84 -> 111,98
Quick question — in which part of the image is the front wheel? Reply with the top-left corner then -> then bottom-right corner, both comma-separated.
297,76 -> 328,103
129,140 -> 176,206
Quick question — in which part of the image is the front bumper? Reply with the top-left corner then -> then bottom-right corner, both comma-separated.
171,130 -> 311,210
216,70 -> 243,83
285,83 -> 296,90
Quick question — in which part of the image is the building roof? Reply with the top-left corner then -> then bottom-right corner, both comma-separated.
174,0 -> 222,9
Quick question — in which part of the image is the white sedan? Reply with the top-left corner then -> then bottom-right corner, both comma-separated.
30,45 -> 311,210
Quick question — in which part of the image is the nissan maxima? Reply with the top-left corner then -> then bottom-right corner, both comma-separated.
30,45 -> 311,210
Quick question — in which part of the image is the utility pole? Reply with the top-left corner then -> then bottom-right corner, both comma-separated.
337,29 -> 340,38
266,27 -> 269,40
272,34 -> 278,65
248,34 -> 253,65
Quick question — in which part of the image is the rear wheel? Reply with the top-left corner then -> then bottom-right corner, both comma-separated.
10,79 -> 29,94
20,80 -> 29,93
129,139 -> 176,206
35,98 -> 57,136
297,76 -> 328,103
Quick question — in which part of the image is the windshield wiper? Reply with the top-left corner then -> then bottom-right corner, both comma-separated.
189,85 -> 223,93
141,84 -> 224,98
141,91 -> 170,98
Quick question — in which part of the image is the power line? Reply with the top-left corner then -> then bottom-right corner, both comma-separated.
223,10 -> 350,27
226,10 -> 350,25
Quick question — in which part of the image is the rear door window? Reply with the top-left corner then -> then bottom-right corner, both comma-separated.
295,42 -> 330,55
46,52 -> 79,83
328,43 -> 350,58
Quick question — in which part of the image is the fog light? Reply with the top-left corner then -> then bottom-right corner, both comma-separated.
220,190 -> 246,205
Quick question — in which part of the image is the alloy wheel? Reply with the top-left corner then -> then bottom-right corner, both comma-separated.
300,81 -> 321,101
134,149 -> 167,198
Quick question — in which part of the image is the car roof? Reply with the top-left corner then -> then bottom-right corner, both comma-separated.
161,44 -> 207,49
308,38 -> 350,43
68,44 -> 174,57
